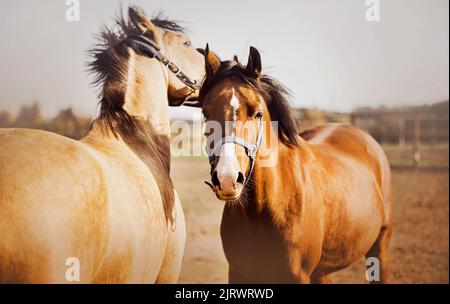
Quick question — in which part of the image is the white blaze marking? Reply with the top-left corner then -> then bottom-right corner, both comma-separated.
216,143 -> 240,189
230,89 -> 240,121
215,89 -> 241,189
221,142 -> 236,157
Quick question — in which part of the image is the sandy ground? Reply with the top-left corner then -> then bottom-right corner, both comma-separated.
171,157 -> 449,284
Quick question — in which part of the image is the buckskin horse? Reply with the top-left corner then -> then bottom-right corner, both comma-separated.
198,46 -> 393,283
0,7 -> 205,283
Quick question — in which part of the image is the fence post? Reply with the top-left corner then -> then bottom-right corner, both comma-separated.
413,114 -> 421,166
431,121 -> 437,148
398,116 -> 406,147
379,115 -> 388,144
351,114 -> 358,128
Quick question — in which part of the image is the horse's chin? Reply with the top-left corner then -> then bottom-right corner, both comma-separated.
215,189 -> 242,202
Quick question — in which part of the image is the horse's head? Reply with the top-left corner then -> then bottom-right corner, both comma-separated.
128,8 -> 205,105
89,7 -> 207,136
198,46 -> 269,200
199,46 -> 300,201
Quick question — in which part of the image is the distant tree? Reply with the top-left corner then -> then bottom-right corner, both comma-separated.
15,102 -> 43,128
50,107 -> 77,137
0,110 -> 15,127
2,101 -> 93,139
298,108 -> 326,131
48,107 -> 92,139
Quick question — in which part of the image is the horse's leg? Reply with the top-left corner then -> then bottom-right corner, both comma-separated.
311,275 -> 332,284
365,224 -> 393,284
228,267 -> 242,284
228,265 -> 255,283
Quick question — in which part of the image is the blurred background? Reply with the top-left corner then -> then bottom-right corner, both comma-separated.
0,0 -> 448,283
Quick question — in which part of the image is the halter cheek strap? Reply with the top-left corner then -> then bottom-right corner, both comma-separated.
127,35 -> 203,106
206,117 -> 264,188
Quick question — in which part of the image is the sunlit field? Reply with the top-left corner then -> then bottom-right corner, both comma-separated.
172,150 -> 449,283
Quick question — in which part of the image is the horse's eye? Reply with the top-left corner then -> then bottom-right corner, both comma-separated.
184,41 -> 192,47
254,111 -> 263,119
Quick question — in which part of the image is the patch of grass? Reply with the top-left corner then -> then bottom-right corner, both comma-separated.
389,158 -> 449,170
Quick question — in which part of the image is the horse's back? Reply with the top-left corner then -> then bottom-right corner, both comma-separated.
302,123 -> 391,199
0,128 -> 109,283
0,128 -> 182,283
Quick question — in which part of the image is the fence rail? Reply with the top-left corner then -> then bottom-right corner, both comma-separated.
350,111 -> 449,167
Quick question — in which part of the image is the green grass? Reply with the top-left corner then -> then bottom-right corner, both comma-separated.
388,158 -> 449,170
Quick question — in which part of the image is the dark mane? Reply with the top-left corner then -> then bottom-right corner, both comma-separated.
200,60 -> 300,146
86,7 -> 184,225
87,7 -> 185,133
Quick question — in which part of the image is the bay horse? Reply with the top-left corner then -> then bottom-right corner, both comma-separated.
199,46 -> 393,283
0,7 -> 205,283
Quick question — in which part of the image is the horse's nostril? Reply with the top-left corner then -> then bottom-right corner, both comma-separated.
212,171 -> 220,189
236,171 -> 245,185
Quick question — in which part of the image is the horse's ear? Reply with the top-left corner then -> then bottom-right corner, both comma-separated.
233,55 -> 239,63
245,46 -> 262,77
205,43 -> 221,78
129,7 -> 157,34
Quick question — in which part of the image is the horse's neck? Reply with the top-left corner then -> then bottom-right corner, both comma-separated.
84,51 -> 172,172
245,136 -> 308,226
122,51 -> 171,137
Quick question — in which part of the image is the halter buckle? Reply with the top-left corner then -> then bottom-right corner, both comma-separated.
168,62 -> 180,74
247,145 -> 257,158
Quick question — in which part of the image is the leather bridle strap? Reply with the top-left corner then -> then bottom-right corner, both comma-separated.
127,35 -> 203,105
206,117 -> 264,188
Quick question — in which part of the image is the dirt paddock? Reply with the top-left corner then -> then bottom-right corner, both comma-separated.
172,157 -> 449,284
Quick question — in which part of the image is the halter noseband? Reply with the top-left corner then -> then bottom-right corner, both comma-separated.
128,35 -> 203,106
206,117 -> 264,188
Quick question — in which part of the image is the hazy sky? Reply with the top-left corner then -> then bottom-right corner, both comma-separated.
0,0 -> 448,119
